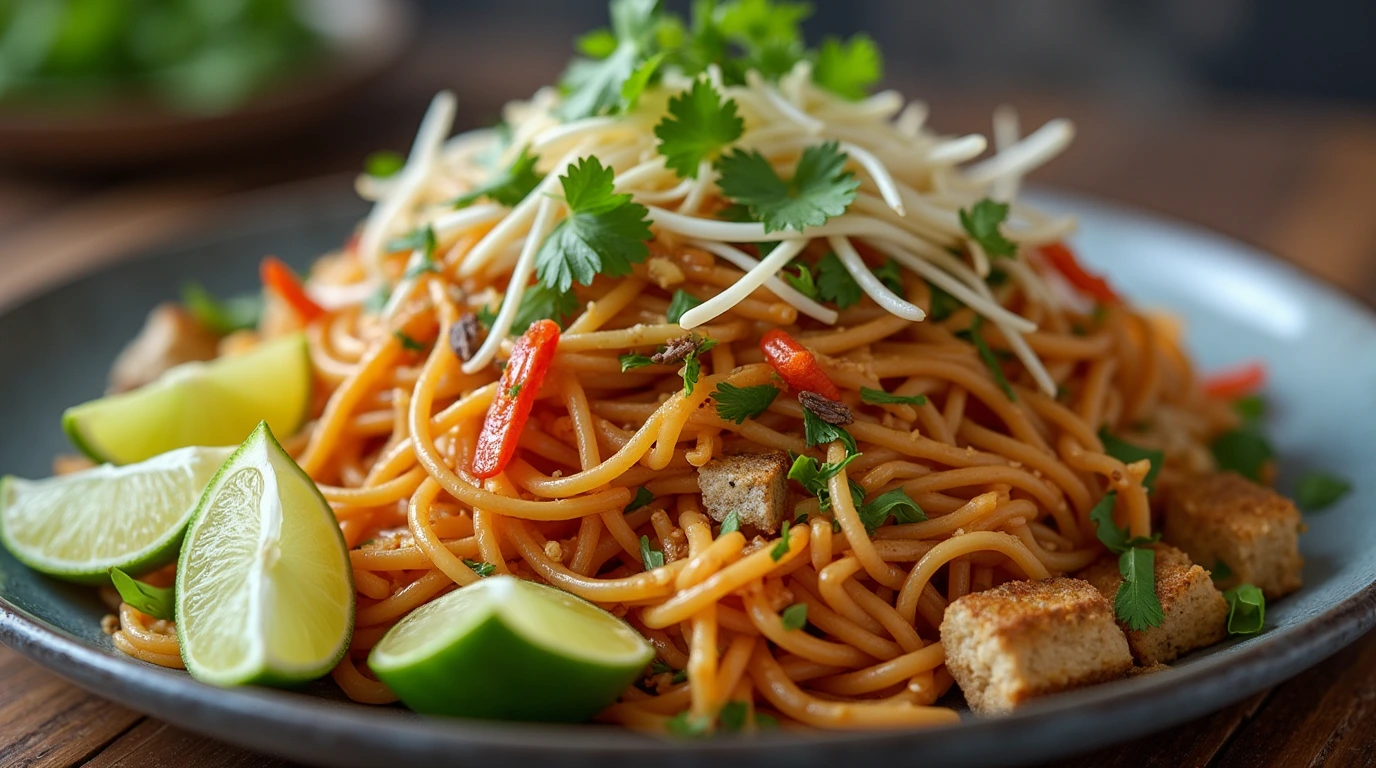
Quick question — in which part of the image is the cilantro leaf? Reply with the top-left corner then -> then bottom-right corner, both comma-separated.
1099,429 -> 1165,492
719,510 -> 741,535
873,258 -> 903,294
780,602 -> 808,630
1295,471 -> 1351,511
625,486 -> 655,512
464,559 -> 496,577
181,282 -> 260,335
386,225 -> 438,258
483,284 -> 579,333
536,156 -> 653,292
666,711 -> 711,738
1233,395 -> 1266,424
394,332 -> 427,352
787,453 -> 863,512
860,387 -> 927,407
715,141 -> 859,233
557,0 -> 662,120
812,34 -> 883,100
666,289 -> 703,324
858,487 -> 925,533
802,407 -> 857,454
681,338 -> 717,395
926,281 -> 963,321
109,567 -> 174,621
815,251 -> 862,309
1089,491 -> 1160,554
620,353 -> 656,371
718,700 -> 749,732
770,520 -> 792,561
655,78 -> 744,179
717,0 -> 811,49
620,51 -> 666,112
365,150 -> 405,179
1210,428 -> 1273,482
713,382 -> 780,424
640,534 -> 666,569
451,147 -> 544,209
782,263 -> 818,299
1211,559 -> 1234,582
1115,547 -> 1164,631
959,198 -> 1017,258
1222,584 -> 1265,635
962,316 -> 1016,401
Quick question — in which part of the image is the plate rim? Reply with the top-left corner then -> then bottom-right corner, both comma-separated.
1,185 -> 1374,767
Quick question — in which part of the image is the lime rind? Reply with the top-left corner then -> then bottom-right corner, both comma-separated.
175,422 -> 353,688
0,447 -> 232,584
63,334 -> 312,466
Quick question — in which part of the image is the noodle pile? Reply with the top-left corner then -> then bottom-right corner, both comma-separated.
109,56 -> 1241,731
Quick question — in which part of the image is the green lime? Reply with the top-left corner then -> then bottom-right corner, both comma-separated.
0,446 -> 232,584
175,423 -> 352,687
64,334 -> 312,465
369,575 -> 654,722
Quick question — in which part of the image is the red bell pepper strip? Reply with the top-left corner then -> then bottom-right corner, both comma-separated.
1040,243 -> 1119,304
472,319 -> 560,479
760,328 -> 843,401
1201,361 -> 1266,400
261,257 -> 326,324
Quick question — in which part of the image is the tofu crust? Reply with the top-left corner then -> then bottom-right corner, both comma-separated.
696,452 -> 791,533
1164,472 -> 1303,600
941,578 -> 1133,715
1078,544 -> 1228,665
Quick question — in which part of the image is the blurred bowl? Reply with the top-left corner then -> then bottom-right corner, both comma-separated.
0,0 -> 412,170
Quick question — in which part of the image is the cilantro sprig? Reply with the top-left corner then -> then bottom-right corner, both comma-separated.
451,147 -> 544,209
558,0 -> 663,120
959,198 -> 1017,258
1089,491 -> 1164,631
655,78 -> 744,179
857,487 -> 925,533
713,382 -> 780,424
788,453 -> 864,512
536,156 -> 653,292
812,34 -> 883,100
715,141 -> 859,233
801,407 -> 857,454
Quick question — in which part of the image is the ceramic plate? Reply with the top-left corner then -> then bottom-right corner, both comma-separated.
1,182 -> 1372,768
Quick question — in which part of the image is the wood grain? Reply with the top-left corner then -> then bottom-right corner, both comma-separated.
0,648 -> 142,768
82,719 -> 295,768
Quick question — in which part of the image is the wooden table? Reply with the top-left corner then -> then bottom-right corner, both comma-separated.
2,47 -> 1376,766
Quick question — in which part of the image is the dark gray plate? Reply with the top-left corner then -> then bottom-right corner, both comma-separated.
2,182 -> 1373,768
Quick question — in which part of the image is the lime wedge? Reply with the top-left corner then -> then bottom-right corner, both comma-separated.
369,575 -> 653,722
64,334 -> 312,465
176,423 -> 352,687
0,447 -> 232,584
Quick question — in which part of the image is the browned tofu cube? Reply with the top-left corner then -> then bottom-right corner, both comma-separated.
1164,472 -> 1303,600
696,452 -> 790,533
1078,544 -> 1228,665
940,578 -> 1133,715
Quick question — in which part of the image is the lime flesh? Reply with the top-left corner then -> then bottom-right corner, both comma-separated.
369,575 -> 654,722
175,423 -> 352,687
64,334 -> 312,465
0,447 -> 233,583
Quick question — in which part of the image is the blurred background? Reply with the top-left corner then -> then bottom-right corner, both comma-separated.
0,0 -> 1373,306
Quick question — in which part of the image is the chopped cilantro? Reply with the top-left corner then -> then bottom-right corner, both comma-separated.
666,289 -> 703,324
858,487 -> 925,533
815,251 -> 862,309
507,383 -> 523,398
463,559 -> 496,577
1088,491 -> 1159,554
386,225 -> 438,258
801,407 -> 857,454
1210,428 -> 1273,483
713,382 -> 780,424
1211,559 -> 1234,582
681,338 -> 717,395
770,520 -> 791,561
181,282 -> 260,335
620,352 -> 656,372
782,262 -> 819,299
718,700 -> 749,732
719,510 -> 741,535
536,156 -> 653,292
655,78 -> 744,178
962,316 -> 1016,401
1295,471 -> 1351,511
1222,584 -> 1265,635
640,534 -> 666,570
365,149 -> 405,179
715,141 -> 859,233
926,281 -> 964,321
959,198 -> 1017,258
1115,547 -> 1164,631
860,387 -> 927,407
812,34 -> 882,100
780,602 -> 808,631
450,147 -> 544,209
483,283 -> 580,333
1233,394 -> 1266,424
625,486 -> 655,512
1099,429 -> 1165,492
394,332 -> 427,352
109,567 -> 174,621
788,453 -> 864,512
666,711 -> 711,738
755,713 -> 780,729
873,258 -> 904,294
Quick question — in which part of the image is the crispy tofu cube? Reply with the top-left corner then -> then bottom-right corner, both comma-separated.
1078,544 -> 1228,665
696,452 -> 790,533
1164,472 -> 1303,600
941,578 -> 1133,715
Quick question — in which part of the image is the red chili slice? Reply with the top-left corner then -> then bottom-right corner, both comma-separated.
261,256 -> 326,324
760,328 -> 843,401
1040,242 -> 1120,304
472,319 -> 560,479
1201,361 -> 1266,400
